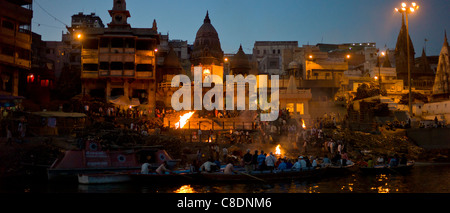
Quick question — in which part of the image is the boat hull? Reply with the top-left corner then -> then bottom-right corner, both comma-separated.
48,167 -> 140,182
197,168 -> 325,182
359,164 -> 414,175
78,173 -> 131,184
130,170 -> 195,183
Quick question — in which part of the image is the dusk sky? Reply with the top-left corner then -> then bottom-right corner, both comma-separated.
32,0 -> 450,57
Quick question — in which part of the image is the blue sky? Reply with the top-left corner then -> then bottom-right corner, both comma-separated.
32,0 -> 450,57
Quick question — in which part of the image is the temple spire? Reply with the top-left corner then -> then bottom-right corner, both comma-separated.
204,10 -> 211,24
152,19 -> 157,30
444,29 -> 448,47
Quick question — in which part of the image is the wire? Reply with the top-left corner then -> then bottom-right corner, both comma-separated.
33,21 -> 65,29
34,0 -> 69,28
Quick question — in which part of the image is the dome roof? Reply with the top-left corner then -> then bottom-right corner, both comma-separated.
288,61 -> 300,70
231,45 -> 251,75
191,11 -> 223,66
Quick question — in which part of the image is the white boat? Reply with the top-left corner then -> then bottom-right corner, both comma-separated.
78,173 -> 131,184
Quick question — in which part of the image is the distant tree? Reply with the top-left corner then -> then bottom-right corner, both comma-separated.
354,83 -> 387,101
399,92 -> 429,105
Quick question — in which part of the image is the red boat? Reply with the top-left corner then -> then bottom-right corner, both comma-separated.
48,140 -> 179,181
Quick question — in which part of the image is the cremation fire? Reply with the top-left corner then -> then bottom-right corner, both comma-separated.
301,119 -> 306,129
275,144 -> 281,156
174,185 -> 196,193
174,111 -> 195,129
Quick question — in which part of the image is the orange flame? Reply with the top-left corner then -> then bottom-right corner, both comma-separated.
301,119 -> 306,129
275,144 -> 281,156
174,185 -> 196,193
174,111 -> 195,129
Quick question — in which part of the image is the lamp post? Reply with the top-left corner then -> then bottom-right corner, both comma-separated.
395,2 -> 418,116
377,49 -> 385,94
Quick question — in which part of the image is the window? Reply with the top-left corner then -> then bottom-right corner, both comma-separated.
99,62 -> 109,70
40,79 -> 50,87
136,40 -> 152,50
286,103 -> 294,113
136,64 -> 153,71
17,48 -> 30,60
84,39 -> 98,49
124,62 -> 134,70
99,38 -> 109,48
296,103 -> 304,114
111,38 -> 124,48
83,63 -> 98,71
27,74 -> 35,83
2,20 -> 14,30
1,44 -> 14,56
124,38 -> 135,48
110,62 -> 123,70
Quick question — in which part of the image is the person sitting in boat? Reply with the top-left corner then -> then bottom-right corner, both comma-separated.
388,155 -> 399,167
257,151 -> 266,171
200,159 -> 217,173
299,156 -> 307,170
277,159 -> 287,171
141,162 -> 151,174
243,149 -> 253,173
311,156 -> 320,169
292,157 -> 302,170
224,161 -> 237,174
156,161 -> 172,175
322,155 -> 331,167
265,152 -> 277,172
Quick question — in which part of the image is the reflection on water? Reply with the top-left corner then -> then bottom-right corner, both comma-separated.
1,163 -> 449,193
174,185 -> 196,193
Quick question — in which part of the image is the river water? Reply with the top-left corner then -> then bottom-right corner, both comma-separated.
1,162 -> 449,194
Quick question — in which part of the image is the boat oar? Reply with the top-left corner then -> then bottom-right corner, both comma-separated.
237,171 -> 267,183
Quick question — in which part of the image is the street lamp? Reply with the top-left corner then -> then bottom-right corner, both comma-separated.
376,49 -> 385,94
395,2 -> 418,116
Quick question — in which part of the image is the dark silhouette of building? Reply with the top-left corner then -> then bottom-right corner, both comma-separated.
190,11 -> 224,66
0,0 -> 33,96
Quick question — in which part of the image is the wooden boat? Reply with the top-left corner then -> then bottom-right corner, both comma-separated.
197,167 -> 326,182
130,170 -> 196,183
48,141 -> 179,181
359,162 -> 415,175
323,164 -> 357,176
78,173 -> 131,184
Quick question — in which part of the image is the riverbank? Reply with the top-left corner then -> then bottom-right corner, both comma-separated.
0,121 -> 448,179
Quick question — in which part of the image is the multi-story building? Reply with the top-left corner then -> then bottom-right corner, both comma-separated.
0,0 -> 33,96
253,41 -> 298,75
79,0 -> 160,112
71,12 -> 105,29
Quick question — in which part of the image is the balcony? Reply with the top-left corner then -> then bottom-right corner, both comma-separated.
81,71 -> 98,79
1,1 -> 32,25
123,70 -> 134,77
136,71 -> 153,79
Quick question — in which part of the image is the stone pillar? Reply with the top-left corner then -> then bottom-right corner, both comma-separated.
147,80 -> 156,117
124,80 -> 129,99
106,80 -> 111,101
12,70 -> 18,96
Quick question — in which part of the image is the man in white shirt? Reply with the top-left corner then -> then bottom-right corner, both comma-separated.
200,159 -> 217,172
141,162 -> 150,174
265,152 -> 277,172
